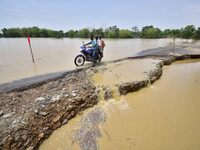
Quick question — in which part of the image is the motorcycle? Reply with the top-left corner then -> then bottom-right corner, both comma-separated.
74,43 -> 103,66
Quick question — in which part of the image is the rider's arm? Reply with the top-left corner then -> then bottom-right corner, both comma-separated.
85,41 -> 92,46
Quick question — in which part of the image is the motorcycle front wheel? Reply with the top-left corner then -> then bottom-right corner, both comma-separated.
74,55 -> 85,66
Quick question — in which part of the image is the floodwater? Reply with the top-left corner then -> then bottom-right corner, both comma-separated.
87,58 -> 160,99
89,59 -> 160,87
0,38 -> 183,84
40,59 -> 200,150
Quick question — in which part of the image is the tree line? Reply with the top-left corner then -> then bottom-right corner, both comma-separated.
0,25 -> 200,40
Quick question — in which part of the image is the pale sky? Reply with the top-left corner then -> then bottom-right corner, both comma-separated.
0,0 -> 200,31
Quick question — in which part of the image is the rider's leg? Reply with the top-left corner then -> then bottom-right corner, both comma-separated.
92,50 -> 97,61
91,51 -> 96,67
100,48 -> 103,57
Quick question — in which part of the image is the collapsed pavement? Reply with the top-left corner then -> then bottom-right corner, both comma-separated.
0,71 -> 98,150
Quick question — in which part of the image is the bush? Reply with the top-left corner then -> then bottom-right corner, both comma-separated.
119,29 -> 132,38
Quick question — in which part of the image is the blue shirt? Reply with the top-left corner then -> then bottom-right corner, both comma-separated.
91,39 -> 98,49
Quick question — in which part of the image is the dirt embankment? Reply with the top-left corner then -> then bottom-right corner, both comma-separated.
0,47 -> 200,149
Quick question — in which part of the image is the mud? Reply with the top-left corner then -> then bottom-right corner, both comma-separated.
0,44 -> 200,150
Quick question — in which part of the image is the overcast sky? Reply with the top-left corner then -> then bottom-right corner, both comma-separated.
0,0 -> 200,31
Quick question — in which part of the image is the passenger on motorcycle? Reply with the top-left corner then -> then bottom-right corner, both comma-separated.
98,36 -> 105,57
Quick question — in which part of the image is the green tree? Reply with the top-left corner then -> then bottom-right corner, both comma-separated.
193,27 -> 200,40
131,26 -> 140,38
47,30 -> 56,37
31,26 -> 40,37
107,31 -> 116,38
92,28 -> 104,37
2,28 -> 8,37
21,28 -> 28,36
9,28 -> 22,37
170,29 -> 180,37
56,30 -> 64,38
162,29 -> 171,37
105,26 -> 119,38
76,28 -> 90,38
1,28 -> 21,37
66,30 -> 76,38
1,27 -> 63,38
119,29 -> 132,38
96,28 -> 104,37
39,29 -> 48,37
141,26 -> 161,38
170,29 -> 180,44
181,25 -> 196,41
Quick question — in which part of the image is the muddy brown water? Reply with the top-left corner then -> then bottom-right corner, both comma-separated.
39,59 -> 200,150
0,38 -> 186,84
87,58 -> 161,100
89,59 -> 160,87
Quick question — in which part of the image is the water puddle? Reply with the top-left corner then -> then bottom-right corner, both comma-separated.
40,59 -> 200,150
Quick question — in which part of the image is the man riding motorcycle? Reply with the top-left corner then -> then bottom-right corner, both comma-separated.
85,35 -> 99,66
74,34 -> 104,67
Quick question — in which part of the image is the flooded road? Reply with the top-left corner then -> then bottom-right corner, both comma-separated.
40,59 -> 200,150
0,38 -> 182,83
